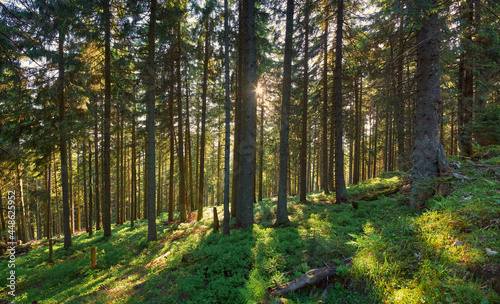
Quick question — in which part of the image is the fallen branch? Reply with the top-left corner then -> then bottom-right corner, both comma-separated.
263,258 -> 352,303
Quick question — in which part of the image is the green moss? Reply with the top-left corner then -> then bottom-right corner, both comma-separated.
4,169 -> 499,304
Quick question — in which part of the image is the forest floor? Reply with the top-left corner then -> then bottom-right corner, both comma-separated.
1,153 -> 500,304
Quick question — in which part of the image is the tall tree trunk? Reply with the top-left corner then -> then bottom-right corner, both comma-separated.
116,117 -> 121,225
45,161 -> 53,259
94,122 -> 100,230
198,11 -> 210,221
321,1 -> 330,195
102,0 -> 112,238
275,0 -> 294,226
121,118 -> 126,224
68,142 -> 73,235
396,17 -> 406,171
177,22 -> 187,223
131,107 -> 137,227
35,181 -> 41,239
232,0 -> 243,222
57,27 -> 71,248
258,100 -> 264,202
83,144 -> 88,232
76,149 -> 81,231
146,0 -> 157,242
353,77 -> 361,184
186,79 -> 195,214
169,62 -> 175,223
299,0 -> 310,203
334,0 -> 347,203
157,148 -> 162,217
88,141 -> 93,237
237,0 -> 257,228
460,0 -> 474,156
223,0 -> 231,236
410,0 -> 448,207
16,166 -> 28,242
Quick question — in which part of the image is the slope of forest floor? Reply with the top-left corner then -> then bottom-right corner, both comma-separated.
1,155 -> 499,304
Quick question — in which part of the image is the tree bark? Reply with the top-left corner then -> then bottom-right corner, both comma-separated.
102,0 -> 112,238
57,27 -> 71,248
131,106 -> 137,227
94,120 -> 100,230
88,141 -> 93,236
321,1 -> 330,195
198,10 -> 210,221
353,77 -> 361,184
177,22 -> 187,223
45,161 -> 53,259
232,0 -> 243,223
168,61 -> 175,223
237,0 -> 257,228
275,0 -> 294,226
334,0 -> 347,203
258,100 -> 264,202
410,0 -> 448,207
223,0 -> 231,236
299,0 -> 310,202
146,0 -> 157,242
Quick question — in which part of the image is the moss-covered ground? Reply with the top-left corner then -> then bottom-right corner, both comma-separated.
1,157 -> 499,303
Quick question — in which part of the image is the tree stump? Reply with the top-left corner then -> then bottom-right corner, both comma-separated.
91,247 -> 97,270
213,207 -> 219,232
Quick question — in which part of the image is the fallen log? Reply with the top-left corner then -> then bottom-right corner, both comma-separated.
356,186 -> 400,202
263,258 -> 352,303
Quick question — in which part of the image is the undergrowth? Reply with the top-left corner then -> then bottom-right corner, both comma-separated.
1,158 -> 499,303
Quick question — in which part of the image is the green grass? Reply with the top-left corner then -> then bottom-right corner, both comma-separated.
1,159 -> 499,303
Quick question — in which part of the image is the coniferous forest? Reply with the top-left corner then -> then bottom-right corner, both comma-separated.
0,0 -> 499,303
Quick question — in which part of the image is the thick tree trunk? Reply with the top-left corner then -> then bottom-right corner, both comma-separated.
232,0 -> 243,223
238,0 -> 257,228
321,1 -> 330,195
410,0 -> 448,207
275,0 -> 294,226
146,0 -> 157,242
57,28 -> 71,248
334,0 -> 347,202
102,0 -> 112,238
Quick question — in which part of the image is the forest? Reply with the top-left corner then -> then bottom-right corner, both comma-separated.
0,0 -> 499,303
